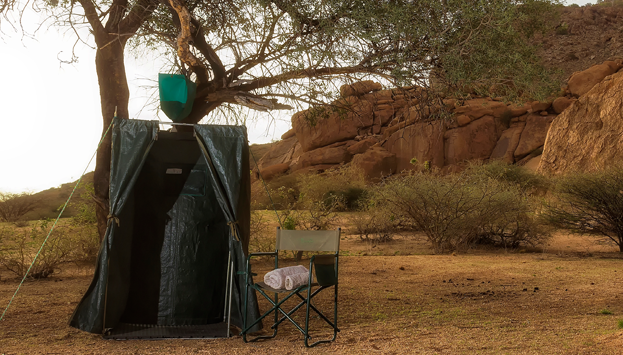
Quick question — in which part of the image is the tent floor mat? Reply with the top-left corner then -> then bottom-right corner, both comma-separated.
104,322 -> 230,339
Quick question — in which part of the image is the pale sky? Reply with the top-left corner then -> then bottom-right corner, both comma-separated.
0,0 -> 597,193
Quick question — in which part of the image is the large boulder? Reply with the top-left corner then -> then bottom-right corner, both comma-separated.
489,122 -> 525,163
539,71 -> 623,175
514,114 -> 556,159
292,98 -> 374,152
444,116 -> 499,165
567,60 -> 622,97
260,163 -> 290,181
384,121 -> 445,171
255,136 -> 301,170
291,145 -> 353,172
348,138 -> 377,155
340,80 -> 383,98
453,99 -> 508,120
552,97 -> 576,114
351,147 -> 397,181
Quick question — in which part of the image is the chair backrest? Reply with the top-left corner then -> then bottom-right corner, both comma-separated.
276,228 -> 340,253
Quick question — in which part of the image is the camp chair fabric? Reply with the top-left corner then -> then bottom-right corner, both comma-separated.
69,117 -> 261,337
242,228 -> 340,347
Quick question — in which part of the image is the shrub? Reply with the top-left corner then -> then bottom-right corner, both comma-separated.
0,218 -> 100,279
350,196 -> 399,244
267,174 -> 300,210
555,23 -> 569,35
0,220 -> 73,279
0,191 -> 39,223
297,166 -> 368,212
71,183 -> 97,225
248,210 -> 274,255
467,161 -> 549,194
379,172 -> 549,253
544,166 -> 623,252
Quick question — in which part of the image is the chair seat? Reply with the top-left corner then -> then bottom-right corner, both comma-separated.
256,281 -> 318,294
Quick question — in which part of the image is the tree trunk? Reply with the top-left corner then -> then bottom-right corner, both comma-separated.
93,39 -> 130,240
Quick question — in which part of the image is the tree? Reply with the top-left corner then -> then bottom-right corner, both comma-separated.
544,167 -> 623,252
0,192 -> 39,223
2,0 -> 562,239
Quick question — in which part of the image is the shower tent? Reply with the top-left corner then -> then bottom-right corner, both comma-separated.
69,117 -> 261,339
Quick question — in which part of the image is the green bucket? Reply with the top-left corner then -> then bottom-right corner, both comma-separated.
158,73 -> 197,122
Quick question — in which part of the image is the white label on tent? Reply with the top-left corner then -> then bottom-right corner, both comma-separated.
166,168 -> 183,174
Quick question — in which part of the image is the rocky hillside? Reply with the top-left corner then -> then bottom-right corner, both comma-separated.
253,4 -> 623,181
537,4 -> 623,80
254,59 -> 622,181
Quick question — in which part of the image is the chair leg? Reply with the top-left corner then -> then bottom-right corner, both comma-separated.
304,284 -> 340,348
242,290 -> 280,343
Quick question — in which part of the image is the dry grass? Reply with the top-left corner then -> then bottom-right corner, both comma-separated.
2,225 -> 623,354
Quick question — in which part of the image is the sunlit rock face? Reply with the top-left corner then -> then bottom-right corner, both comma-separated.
539,70 -> 623,175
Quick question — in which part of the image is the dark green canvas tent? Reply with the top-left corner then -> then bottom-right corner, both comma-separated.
69,117 -> 261,339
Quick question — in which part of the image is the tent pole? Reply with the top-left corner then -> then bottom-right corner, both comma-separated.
157,122 -> 196,126
227,257 -> 234,337
224,252 -> 231,323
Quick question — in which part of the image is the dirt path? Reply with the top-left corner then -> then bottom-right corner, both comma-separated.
1,234 -> 623,354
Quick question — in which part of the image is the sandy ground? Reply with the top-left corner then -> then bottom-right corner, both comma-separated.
2,232 -> 623,354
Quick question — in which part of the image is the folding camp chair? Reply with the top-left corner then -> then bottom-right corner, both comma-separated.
241,227 -> 340,347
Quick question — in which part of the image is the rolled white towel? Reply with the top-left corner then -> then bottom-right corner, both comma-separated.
285,272 -> 310,290
263,265 -> 308,289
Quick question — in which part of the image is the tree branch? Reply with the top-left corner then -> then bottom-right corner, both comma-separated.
105,0 -> 128,31
76,0 -> 107,45
118,0 -> 159,35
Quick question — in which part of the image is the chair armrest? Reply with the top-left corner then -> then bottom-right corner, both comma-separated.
241,252 -> 279,280
248,251 -> 278,259
246,251 -> 277,264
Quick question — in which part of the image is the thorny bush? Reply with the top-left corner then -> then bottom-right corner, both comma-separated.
378,171 -> 549,253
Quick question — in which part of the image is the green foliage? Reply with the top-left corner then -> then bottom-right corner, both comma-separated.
129,0 -> 563,113
467,161 -> 550,194
282,216 -> 297,230
297,167 -> 368,212
618,319 -> 623,329
437,0 -> 563,102
556,22 -> 569,35
543,166 -> 623,252
70,183 -> 97,225
378,171 -> 549,252
600,309 -> 613,315
596,0 -> 623,7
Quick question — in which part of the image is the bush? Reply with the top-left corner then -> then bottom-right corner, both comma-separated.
350,196 -> 400,244
544,166 -> 623,252
467,161 -> 549,194
0,218 -> 100,279
248,210 -> 274,255
379,172 -> 549,253
555,23 -> 569,35
297,166 -> 368,212
0,220 -> 73,279
0,191 -> 39,223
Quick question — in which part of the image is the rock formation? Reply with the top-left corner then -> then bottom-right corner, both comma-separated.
538,69 -> 623,175
254,59 -> 623,181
